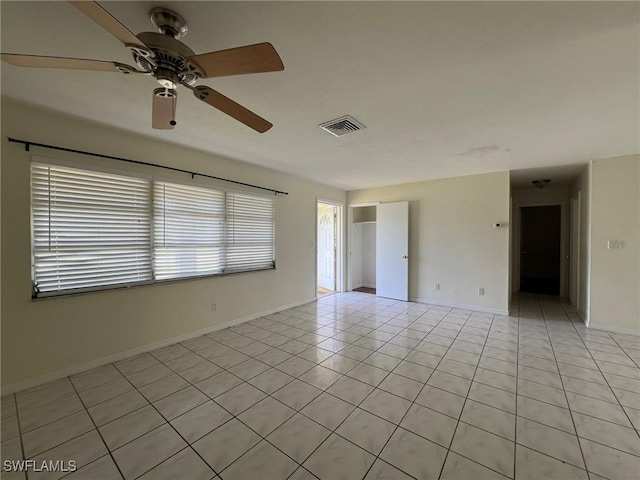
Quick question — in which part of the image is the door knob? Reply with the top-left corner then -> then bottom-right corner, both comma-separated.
402,255 -> 408,259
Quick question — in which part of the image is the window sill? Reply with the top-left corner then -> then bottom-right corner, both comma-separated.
31,266 -> 276,301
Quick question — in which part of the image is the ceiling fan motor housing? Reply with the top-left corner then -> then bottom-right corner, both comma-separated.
131,31 -> 204,87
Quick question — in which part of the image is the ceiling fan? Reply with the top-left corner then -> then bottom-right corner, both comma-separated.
1,1 -> 284,133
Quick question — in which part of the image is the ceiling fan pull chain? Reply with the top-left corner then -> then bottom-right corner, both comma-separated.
171,91 -> 177,126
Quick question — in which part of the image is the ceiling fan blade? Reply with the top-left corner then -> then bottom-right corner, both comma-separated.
193,86 -> 272,133
69,1 -> 150,53
152,89 -> 176,130
186,42 -> 284,78
1,53 -> 127,72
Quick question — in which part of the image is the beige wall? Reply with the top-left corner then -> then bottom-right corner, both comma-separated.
1,99 -> 346,388
348,172 -> 510,313
588,155 -> 640,332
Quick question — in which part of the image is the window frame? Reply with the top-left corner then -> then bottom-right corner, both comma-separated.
30,157 -> 277,299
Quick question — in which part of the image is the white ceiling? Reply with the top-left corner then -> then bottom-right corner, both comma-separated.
2,1 -> 639,190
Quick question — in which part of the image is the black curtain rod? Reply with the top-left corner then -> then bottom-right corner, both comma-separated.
7,137 -> 289,196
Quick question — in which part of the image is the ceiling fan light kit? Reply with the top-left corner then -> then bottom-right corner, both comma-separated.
1,2 -> 284,133
532,179 -> 551,189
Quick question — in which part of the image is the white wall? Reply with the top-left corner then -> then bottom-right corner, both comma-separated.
588,155 -> 639,333
348,172 -> 511,313
1,99 -> 346,389
350,222 -> 376,289
350,224 -> 363,289
510,186 -> 571,295
362,223 -> 376,287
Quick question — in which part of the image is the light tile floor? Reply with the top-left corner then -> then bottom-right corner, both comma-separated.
2,293 -> 639,479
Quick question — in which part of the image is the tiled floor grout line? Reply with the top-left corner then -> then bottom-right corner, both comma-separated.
154,365 -> 314,479
605,333 -> 640,370
562,304 -> 640,448
512,323 -> 640,456
365,310 -> 492,479
11,394 -> 28,478
513,299 -> 520,480
284,306 -> 453,478
346,310 -> 456,480
273,310 -> 433,479
158,301 -> 422,478
15,386 -> 132,479
111,361 -> 228,480
435,313 -> 499,480
65,378 -> 126,480
256,302 -> 425,479
537,297 -> 593,478
6,293 -> 639,480
13,390 -> 80,420
142,339 -> 343,478
263,300 -> 410,479
511,299 -> 640,473
22,345 -> 348,479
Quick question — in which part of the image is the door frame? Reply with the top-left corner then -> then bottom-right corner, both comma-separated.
515,202 -> 568,297
316,198 -> 344,297
570,193 -> 581,307
347,202 -> 380,292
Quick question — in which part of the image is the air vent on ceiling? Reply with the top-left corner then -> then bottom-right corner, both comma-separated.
319,115 -> 366,137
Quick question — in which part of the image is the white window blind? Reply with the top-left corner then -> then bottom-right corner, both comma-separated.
31,163 -> 152,294
225,192 -> 275,273
153,182 -> 225,280
32,161 -> 276,296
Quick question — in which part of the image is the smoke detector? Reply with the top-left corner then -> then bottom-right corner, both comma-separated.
319,115 -> 366,137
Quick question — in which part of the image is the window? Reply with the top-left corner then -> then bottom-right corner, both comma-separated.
31,164 -> 152,294
31,161 -> 276,297
225,192 -> 275,273
153,182 -> 225,280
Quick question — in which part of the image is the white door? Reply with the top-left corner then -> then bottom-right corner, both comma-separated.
376,201 -> 409,301
318,205 -> 336,290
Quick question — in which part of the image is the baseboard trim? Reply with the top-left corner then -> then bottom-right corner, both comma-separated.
410,297 -> 509,316
2,297 -> 317,395
587,323 -> 640,337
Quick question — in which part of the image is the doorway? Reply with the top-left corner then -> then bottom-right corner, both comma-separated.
520,205 -> 562,295
349,201 -> 409,301
317,201 -> 342,297
350,205 -> 377,294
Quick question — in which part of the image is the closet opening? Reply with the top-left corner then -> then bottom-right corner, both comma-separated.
350,205 -> 377,294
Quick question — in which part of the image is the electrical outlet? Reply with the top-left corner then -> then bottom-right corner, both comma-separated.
211,302 -> 217,312
434,283 -> 440,291
478,288 -> 484,296
607,240 -> 622,249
